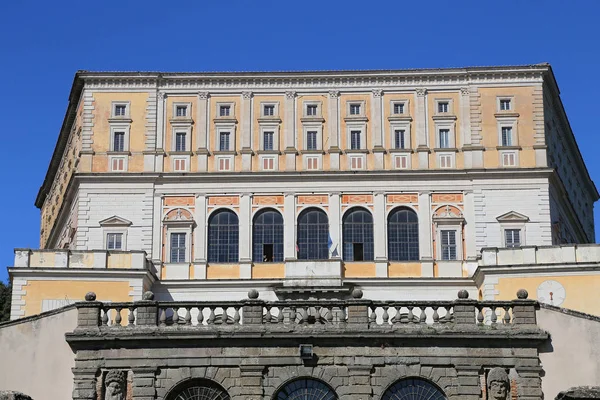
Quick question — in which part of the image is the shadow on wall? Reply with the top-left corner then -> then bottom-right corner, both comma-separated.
0,392 -> 33,400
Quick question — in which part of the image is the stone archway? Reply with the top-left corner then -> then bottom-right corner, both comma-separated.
165,379 -> 230,400
274,378 -> 338,400
381,377 -> 447,400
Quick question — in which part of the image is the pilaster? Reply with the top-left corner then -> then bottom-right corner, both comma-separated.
371,89 -> 385,169
144,90 -> 158,172
71,368 -> 97,400
463,190 -> 477,266
373,192 -> 387,277
329,192 -> 341,259
235,365 -> 265,400
459,87 -> 473,168
415,88 -> 430,169
328,90 -> 341,170
239,193 -> 252,278
193,194 -> 207,279
418,192 -> 433,276
284,91 -> 298,171
155,92 -> 166,172
151,194 -> 162,263
196,91 -> 209,171
241,91 -> 253,171
132,368 -> 157,400
454,365 -> 482,400
283,193 -> 296,260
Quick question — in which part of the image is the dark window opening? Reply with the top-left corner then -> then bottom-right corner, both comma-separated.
262,244 -> 274,262
353,243 -> 364,261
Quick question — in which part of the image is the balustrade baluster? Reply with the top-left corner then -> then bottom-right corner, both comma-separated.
432,307 -> 439,323
369,307 -> 377,324
325,307 -> 333,323
264,306 -> 272,323
195,307 -> 204,325
102,309 -> 109,326
503,306 -> 511,324
477,307 -> 484,324
289,307 -> 297,324
115,308 -> 122,326
491,306 -> 498,324
382,306 -> 389,324
207,307 -> 216,324
407,306 -> 414,323
172,308 -> 180,325
277,307 -> 284,323
233,307 -> 241,325
185,307 -> 192,325
389,306 -> 398,323
128,307 -> 135,326
159,308 -> 166,326
419,308 -> 426,324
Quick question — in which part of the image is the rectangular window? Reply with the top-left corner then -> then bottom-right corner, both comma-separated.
218,157 -> 231,171
263,131 -> 274,151
394,130 -> 405,149
106,233 -> 123,250
505,229 -> 521,247
111,158 -> 125,171
501,127 -> 513,146
170,233 -> 186,263
262,157 -> 274,170
352,243 -> 364,261
306,131 -> 318,150
306,104 -> 318,116
350,156 -> 364,170
502,152 -> 516,167
263,105 -> 275,116
440,230 -> 457,260
219,132 -> 230,151
350,130 -> 361,150
500,99 -> 511,111
219,105 -> 230,117
350,104 -> 361,115
176,105 -> 187,117
394,155 -> 408,169
174,158 -> 186,171
439,154 -> 452,169
113,132 -> 125,152
438,102 -> 449,113
393,103 -> 405,114
114,104 -> 127,117
306,156 -> 319,170
175,132 -> 186,152
439,129 -> 451,148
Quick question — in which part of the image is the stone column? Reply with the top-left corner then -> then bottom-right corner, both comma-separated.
236,365 -> 265,400
239,193 -> 252,278
371,89 -> 385,169
151,194 -> 162,264
415,88 -> 430,169
329,192 -> 341,259
71,368 -> 97,400
241,91 -> 253,171
132,368 -> 157,400
373,192 -> 387,277
284,91 -> 297,171
328,90 -> 341,170
283,193 -> 296,260
155,92 -> 166,172
454,365 -> 481,400
196,92 -> 209,171
418,192 -> 433,276
193,194 -> 207,279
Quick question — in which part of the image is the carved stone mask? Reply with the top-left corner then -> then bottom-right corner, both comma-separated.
487,368 -> 509,400
104,370 -> 126,400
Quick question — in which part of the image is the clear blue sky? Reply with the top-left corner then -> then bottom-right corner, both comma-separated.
1,0 -> 599,283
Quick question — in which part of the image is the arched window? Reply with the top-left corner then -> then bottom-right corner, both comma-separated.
297,208 -> 329,260
275,378 -> 337,400
166,379 -> 230,400
253,209 -> 284,262
342,207 -> 374,261
207,209 -> 239,263
382,377 -> 446,400
388,207 -> 419,261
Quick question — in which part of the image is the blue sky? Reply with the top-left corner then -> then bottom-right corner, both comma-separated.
1,0 -> 599,282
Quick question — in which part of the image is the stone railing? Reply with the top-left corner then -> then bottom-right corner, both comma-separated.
74,288 -> 539,332
13,248 -> 152,270
480,244 -> 600,266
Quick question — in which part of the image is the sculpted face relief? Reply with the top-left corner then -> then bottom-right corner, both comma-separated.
104,370 -> 127,400
487,368 -> 510,400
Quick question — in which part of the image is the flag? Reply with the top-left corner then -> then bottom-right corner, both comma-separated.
327,234 -> 333,250
295,243 -> 299,254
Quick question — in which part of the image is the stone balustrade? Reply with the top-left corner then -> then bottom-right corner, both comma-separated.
480,244 -> 600,266
13,248 -> 151,270
74,288 -> 538,331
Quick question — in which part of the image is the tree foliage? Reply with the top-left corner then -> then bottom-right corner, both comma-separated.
0,281 -> 11,322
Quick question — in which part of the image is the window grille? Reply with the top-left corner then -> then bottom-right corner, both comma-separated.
297,208 -> 329,260
440,230 -> 457,260
381,378 -> 446,400
275,379 -> 337,400
387,208 -> 419,261
342,208 -> 374,261
252,209 -> 284,262
170,233 -> 186,263
207,210 -> 239,263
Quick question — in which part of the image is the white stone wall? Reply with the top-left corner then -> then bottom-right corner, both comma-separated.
76,183 -> 154,254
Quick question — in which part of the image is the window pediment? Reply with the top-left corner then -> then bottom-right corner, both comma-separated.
496,211 -> 529,222
99,216 -> 132,227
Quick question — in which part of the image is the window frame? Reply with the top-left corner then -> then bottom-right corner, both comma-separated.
387,207 -> 419,262
172,102 -> 192,119
497,96 -> 515,112
302,123 -> 323,151
434,99 -> 452,115
111,101 -> 130,118
342,207 -> 374,262
304,101 -> 322,118
252,208 -> 284,263
260,102 -> 279,118
439,228 -> 458,261
346,100 -> 366,117
497,118 -> 518,147
169,231 -> 188,263
258,123 -> 280,152
297,208 -> 330,261
109,124 -> 131,152
216,102 -> 235,118
207,209 -> 240,263
214,123 -> 236,153
100,216 -> 131,251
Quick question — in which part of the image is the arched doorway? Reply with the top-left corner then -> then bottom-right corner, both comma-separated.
275,378 -> 337,400
166,379 -> 230,400
382,377 -> 446,400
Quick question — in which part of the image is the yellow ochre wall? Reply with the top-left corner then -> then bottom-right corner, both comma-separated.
493,274 -> 600,315
21,280 -> 133,317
